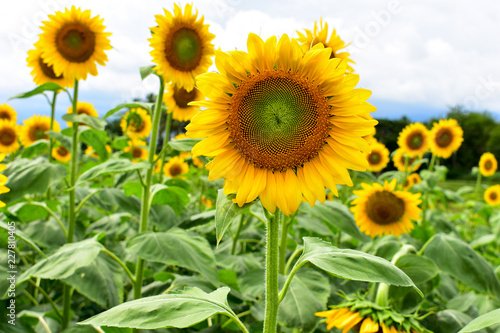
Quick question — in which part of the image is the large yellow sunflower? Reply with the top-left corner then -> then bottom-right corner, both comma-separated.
120,108 -> 152,139
366,141 -> 390,172
351,179 -> 421,237
149,4 -> 215,92
66,101 -> 99,126
38,6 -> 112,81
52,145 -> 71,163
296,19 -> 355,72
27,46 -> 74,88
428,118 -> 463,158
393,149 -> 421,172
484,185 -> 500,206
0,154 -> 9,208
0,120 -> 20,155
397,123 -> 429,157
186,34 -> 377,216
0,104 -> 17,123
164,83 -> 204,121
479,152 -> 497,177
19,115 -> 60,147
163,156 -> 189,178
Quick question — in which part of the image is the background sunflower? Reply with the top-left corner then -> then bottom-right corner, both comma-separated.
164,83 -> 204,121
120,108 -> 152,139
392,149 -> 421,172
397,122 -> 429,157
0,120 -> 20,155
366,141 -> 390,172
428,118 -> 463,158
163,156 -> 189,178
478,152 -> 497,177
52,145 -> 71,163
66,101 -> 99,126
27,46 -> 74,87
0,104 -> 17,123
484,185 -> 500,206
19,115 -> 60,147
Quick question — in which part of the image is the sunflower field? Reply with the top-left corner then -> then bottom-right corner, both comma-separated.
1,4 -> 500,333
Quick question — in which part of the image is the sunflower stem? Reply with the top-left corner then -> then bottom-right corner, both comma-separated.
132,76 -> 165,333
428,153 -> 436,172
62,78 -> 79,330
263,208 -> 281,333
158,111 -> 173,183
48,91 -> 58,163
401,155 -> 410,190
279,213 -> 290,275
475,171 -> 482,195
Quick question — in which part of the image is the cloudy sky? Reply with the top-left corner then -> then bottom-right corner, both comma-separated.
1,0 -> 500,125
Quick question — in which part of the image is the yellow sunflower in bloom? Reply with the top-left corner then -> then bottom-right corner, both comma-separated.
479,152 -> 497,177
120,108 -> 152,139
124,139 -> 148,162
38,6 -> 112,81
85,144 -> 111,159
428,118 -> 463,158
201,195 -> 213,208
393,149 -> 421,172
397,123 -> 429,157
0,120 -> 20,155
19,115 -> 60,147
366,141 -> 390,172
351,179 -> 421,237
66,101 -> 99,126
149,4 -> 215,92
0,104 -> 17,123
403,173 -> 422,191
52,145 -> 71,163
164,83 -> 204,121
163,156 -> 189,178
0,154 -> 9,208
296,19 -> 354,72
484,185 -> 500,206
27,47 -> 74,88
186,34 -> 377,216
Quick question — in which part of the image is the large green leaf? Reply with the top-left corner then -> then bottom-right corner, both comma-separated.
294,237 -> 421,294
126,229 -> 219,285
80,287 -> 240,330
215,189 -> 253,245
0,158 -> 67,203
78,159 -> 149,183
9,82 -> 63,99
21,140 -> 49,158
312,201 -> 366,241
169,138 -> 202,152
395,254 -> 439,284
149,184 -> 190,216
80,128 -> 109,161
458,309 -> 500,332
62,114 -> 106,131
435,310 -> 472,333
423,234 -> 500,298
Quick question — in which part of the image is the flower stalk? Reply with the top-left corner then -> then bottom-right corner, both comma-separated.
263,208 -> 281,333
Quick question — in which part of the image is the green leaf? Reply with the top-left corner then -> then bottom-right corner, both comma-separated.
395,254 -> 439,284
469,234 -> 496,249
78,159 -> 149,183
458,308 -> 500,332
312,201 -> 366,241
104,103 -> 153,119
123,182 -> 142,198
62,114 -> 106,131
9,82 -> 63,99
126,229 -> 219,286
47,130 -> 72,150
9,203 -> 49,223
423,234 -> 500,298
80,287 -> 240,330
295,237 -> 421,295
149,184 -> 190,216
436,310 -> 472,333
169,138 -> 202,152
80,128 -> 109,160
0,158 -> 67,203
21,140 -> 49,158
140,65 -> 156,80
215,189 -> 252,246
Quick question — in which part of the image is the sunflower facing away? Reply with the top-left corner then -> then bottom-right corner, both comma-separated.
0,120 -> 20,155
351,179 -> 421,237
397,123 -> 429,157
366,141 -> 390,172
163,156 -> 189,178
67,101 -> 99,126
149,4 -> 215,92
52,145 -> 71,163
0,154 -> 9,208
479,152 -> 497,177
19,115 -> 60,147
484,185 -> 500,206
186,34 -> 377,216
27,47 -> 74,87
120,108 -> 152,139
124,139 -> 148,163
0,104 -> 17,123
296,19 -> 355,72
428,118 -> 463,158
38,6 -> 112,81
164,83 -> 204,121
393,149 -> 421,172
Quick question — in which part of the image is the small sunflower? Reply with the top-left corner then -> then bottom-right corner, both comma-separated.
38,6 -> 112,81
27,47 -> 74,87
164,83 -> 204,121
201,195 -> 213,208
393,149 -> 421,172
366,141 -> 390,172
0,153 -> 10,207
351,179 -> 421,237
120,108 -> 152,139
397,123 -> 429,157
19,115 -> 60,147
296,19 -> 354,72
149,4 -> 215,92
484,185 -> 500,206
428,118 -> 463,158
0,104 -> 17,123
124,139 -> 148,162
403,173 -> 422,191
186,34 -> 377,216
0,120 -> 20,155
163,156 -> 189,178
85,144 -> 111,159
52,145 -> 71,163
66,101 -> 99,126
479,152 -> 497,177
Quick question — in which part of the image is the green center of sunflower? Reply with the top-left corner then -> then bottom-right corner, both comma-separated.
173,86 -> 197,108
368,152 -> 381,164
57,146 -> 69,156
229,70 -> 330,171
29,125 -> 49,141
435,128 -> 453,148
407,132 -> 424,150
128,112 -> 145,132
490,191 -> 498,200
165,26 -> 203,72
56,23 -> 96,63
366,190 -> 405,225
0,111 -> 11,121
38,56 -> 62,80
169,163 -> 183,176
0,128 -> 16,146
485,160 -> 493,170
